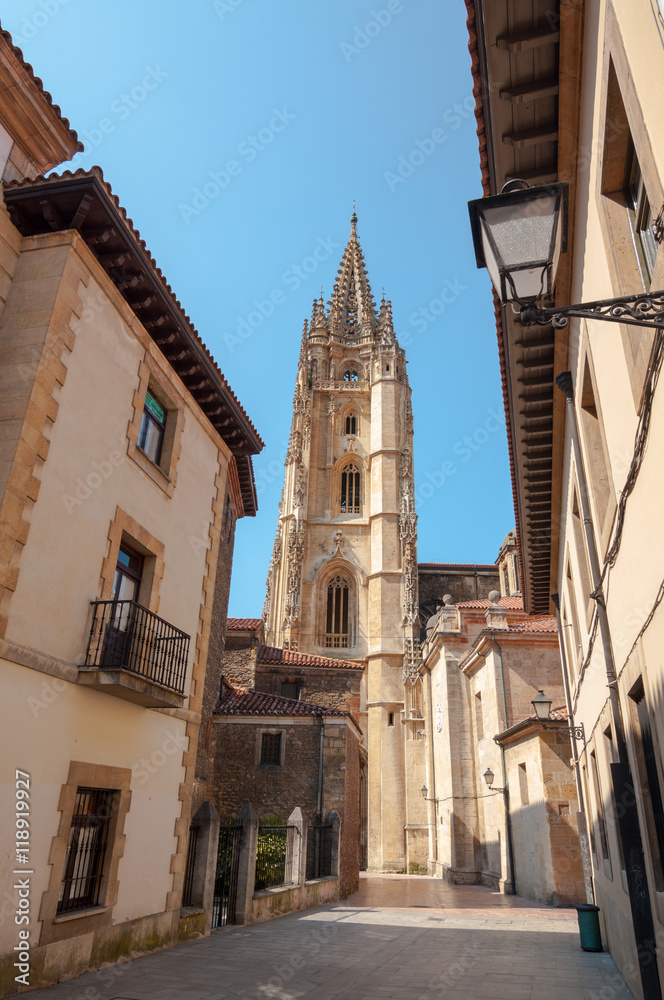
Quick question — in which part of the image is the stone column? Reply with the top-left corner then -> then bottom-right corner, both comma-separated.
287,806 -> 306,885
188,801 -> 220,932
327,809 -> 341,877
234,802 -> 258,926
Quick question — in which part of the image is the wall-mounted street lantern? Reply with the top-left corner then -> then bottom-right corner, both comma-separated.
420,785 -> 439,805
468,181 -> 664,330
530,689 -> 585,741
482,768 -> 508,794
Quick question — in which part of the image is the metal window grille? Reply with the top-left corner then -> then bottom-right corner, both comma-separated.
306,824 -> 334,880
255,824 -> 296,891
181,823 -> 200,907
84,600 -> 190,694
260,733 -> 282,765
325,575 -> 350,648
57,787 -> 116,914
340,464 -> 361,513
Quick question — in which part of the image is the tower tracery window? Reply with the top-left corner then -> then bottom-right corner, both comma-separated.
325,574 -> 350,648
340,463 -> 361,513
343,369 -> 359,382
345,413 -> 357,436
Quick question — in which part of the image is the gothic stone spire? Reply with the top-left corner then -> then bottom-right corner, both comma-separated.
328,212 -> 377,342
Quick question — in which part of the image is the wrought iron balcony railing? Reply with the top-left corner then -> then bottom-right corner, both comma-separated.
84,600 -> 190,695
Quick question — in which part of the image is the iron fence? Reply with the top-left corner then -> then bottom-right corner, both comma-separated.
255,823 -> 296,891
181,823 -> 199,907
84,600 -> 190,693
306,823 -> 334,880
212,823 -> 242,927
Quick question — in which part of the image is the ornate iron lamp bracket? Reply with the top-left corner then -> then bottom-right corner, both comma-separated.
520,290 -> 664,331
541,722 -> 585,741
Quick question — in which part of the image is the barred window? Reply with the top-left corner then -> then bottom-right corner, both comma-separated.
260,733 -> 282,766
58,787 -> 116,914
325,575 -> 350,648
340,463 -> 361,514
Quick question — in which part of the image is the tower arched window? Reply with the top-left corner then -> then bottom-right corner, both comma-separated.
345,413 -> 357,436
343,369 -> 359,382
340,463 -> 361,513
325,575 -> 350,648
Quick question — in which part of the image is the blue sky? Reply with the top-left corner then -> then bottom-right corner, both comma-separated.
3,0 -> 514,615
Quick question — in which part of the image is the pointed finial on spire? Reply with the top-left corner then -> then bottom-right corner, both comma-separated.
350,200 -> 357,232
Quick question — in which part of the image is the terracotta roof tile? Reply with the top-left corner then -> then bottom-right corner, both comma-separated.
226,617 -> 262,631
503,616 -> 557,634
214,685 -> 346,717
0,23 -> 81,151
258,646 -> 364,671
3,167 -> 263,451
456,596 -> 524,610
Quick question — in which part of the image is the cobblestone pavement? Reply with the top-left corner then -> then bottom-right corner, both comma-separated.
12,874 -> 634,1000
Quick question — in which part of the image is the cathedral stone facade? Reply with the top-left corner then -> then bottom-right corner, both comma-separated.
263,213 -> 427,870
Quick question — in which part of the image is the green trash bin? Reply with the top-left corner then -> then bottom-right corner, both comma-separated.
575,904 -> 603,951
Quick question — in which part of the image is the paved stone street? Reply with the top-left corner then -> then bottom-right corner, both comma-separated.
13,875 -> 634,1000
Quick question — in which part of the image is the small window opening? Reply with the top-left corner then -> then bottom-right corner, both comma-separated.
518,763 -> 529,806
139,389 -> 166,465
280,681 -> 299,700
340,463 -> 361,513
388,712 -> 394,727
57,787 -> 117,914
475,692 -> 484,740
260,733 -> 282,766
345,414 -> 357,436
343,369 -> 359,382
325,575 -> 350,648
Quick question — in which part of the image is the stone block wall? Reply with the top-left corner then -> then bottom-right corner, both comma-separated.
210,719 -> 321,821
504,728 -> 584,906
193,492 -> 236,811
418,566 -> 500,614
254,661 -> 362,716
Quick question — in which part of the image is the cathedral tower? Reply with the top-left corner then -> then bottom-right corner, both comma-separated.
263,212 -> 426,870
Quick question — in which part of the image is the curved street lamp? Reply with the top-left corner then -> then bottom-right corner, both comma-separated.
468,180 -> 664,330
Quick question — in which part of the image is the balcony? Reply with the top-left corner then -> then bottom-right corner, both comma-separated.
78,600 -> 190,708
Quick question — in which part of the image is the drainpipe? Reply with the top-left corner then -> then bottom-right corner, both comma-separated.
490,631 -> 517,896
316,713 -> 324,821
551,592 -> 595,903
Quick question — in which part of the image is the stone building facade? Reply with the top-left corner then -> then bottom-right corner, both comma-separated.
262,212 -> 427,872
420,537 -> 585,904
209,685 -> 362,896
0,27 -> 262,996
466,0 -> 664,994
